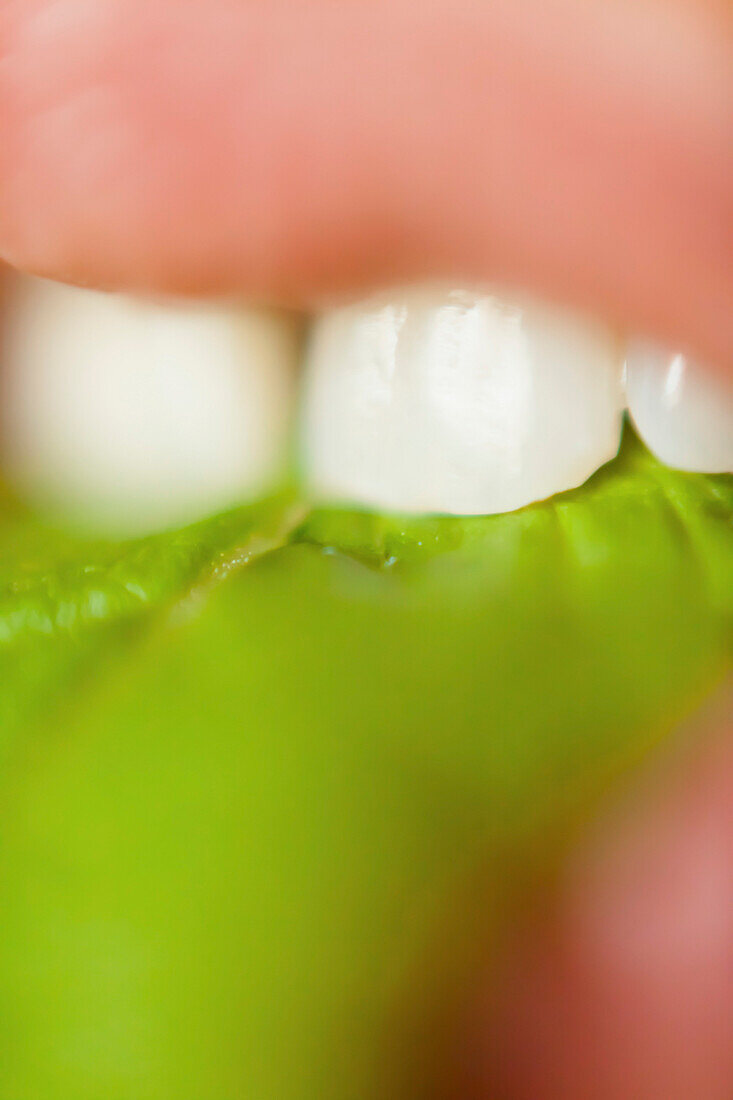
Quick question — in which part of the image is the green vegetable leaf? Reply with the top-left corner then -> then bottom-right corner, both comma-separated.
0,427 -> 731,1098
0,488 -> 303,745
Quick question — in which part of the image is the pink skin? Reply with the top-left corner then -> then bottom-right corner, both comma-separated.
1,0 -> 732,367
0,2 -> 732,1095
459,694 -> 733,1100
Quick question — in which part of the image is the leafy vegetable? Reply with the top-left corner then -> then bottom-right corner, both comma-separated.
0,427 -> 730,1098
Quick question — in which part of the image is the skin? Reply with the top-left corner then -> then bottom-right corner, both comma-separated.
1,0 -> 731,366
458,690 -> 733,1100
0,1 -> 731,1097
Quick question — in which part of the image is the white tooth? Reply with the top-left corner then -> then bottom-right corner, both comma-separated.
625,342 -> 733,473
0,276 -> 298,533
301,287 -> 624,515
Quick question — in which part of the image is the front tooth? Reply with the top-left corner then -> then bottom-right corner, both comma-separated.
625,342 -> 733,473
1,276 -> 298,533
301,287 -> 624,515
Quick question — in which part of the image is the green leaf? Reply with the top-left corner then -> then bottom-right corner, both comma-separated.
0,427 -> 731,1098
0,489 -> 303,745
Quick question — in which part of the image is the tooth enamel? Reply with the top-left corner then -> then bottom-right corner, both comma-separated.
301,287 -> 624,515
625,342 -> 733,473
1,276 -> 298,533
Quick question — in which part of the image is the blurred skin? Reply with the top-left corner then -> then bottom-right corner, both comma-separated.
0,1 -> 731,1097
1,0 -> 731,364
457,690 -> 733,1100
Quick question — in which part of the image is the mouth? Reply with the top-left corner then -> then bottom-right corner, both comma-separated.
0,274 -> 730,1096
